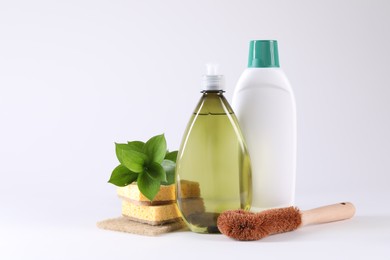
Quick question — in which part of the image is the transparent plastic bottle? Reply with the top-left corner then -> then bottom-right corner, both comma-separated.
176,64 -> 252,233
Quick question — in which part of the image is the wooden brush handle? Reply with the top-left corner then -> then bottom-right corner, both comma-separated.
301,202 -> 355,226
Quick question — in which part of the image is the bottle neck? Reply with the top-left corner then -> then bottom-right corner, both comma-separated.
201,90 -> 225,95
193,90 -> 233,115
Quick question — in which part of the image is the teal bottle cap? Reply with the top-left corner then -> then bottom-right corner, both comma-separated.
248,40 -> 280,68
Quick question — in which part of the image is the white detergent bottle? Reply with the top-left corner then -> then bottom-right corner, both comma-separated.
232,40 -> 296,211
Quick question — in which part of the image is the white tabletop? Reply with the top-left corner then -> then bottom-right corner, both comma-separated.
1,195 -> 389,260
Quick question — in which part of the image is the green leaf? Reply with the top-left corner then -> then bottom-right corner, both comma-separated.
165,151 -> 178,163
116,142 -> 146,164
143,134 -> 167,164
161,159 -> 176,185
115,143 -> 130,164
137,171 -> 161,201
110,134 -> 177,197
145,162 -> 167,182
122,149 -> 148,173
108,165 -> 138,187
127,141 -> 145,153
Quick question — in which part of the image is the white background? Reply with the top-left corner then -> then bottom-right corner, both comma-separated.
0,0 -> 389,259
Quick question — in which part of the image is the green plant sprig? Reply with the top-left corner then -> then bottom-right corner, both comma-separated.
108,134 -> 178,201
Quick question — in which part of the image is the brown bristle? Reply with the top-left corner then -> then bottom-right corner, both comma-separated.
217,207 -> 302,241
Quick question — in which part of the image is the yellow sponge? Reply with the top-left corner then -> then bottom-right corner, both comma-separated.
117,180 -> 200,204
121,199 -> 205,225
121,200 -> 181,225
178,180 -> 201,199
117,184 -> 175,204
119,180 -> 203,226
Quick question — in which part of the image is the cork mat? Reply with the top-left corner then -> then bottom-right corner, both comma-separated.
97,217 -> 187,236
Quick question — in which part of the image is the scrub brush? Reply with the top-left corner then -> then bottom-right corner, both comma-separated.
217,202 -> 355,241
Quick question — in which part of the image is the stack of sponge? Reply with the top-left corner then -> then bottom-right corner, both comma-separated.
118,180 -> 204,227
97,180 -> 205,235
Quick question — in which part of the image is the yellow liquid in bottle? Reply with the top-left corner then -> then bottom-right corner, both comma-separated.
176,91 -> 252,233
